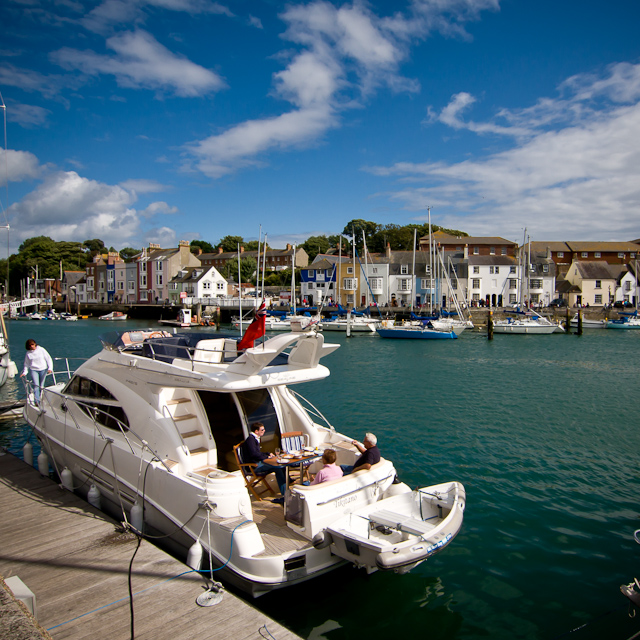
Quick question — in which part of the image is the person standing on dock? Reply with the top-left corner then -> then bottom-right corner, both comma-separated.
20,339 -> 53,406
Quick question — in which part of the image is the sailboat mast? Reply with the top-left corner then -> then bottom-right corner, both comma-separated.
292,244 -> 296,315
363,230 -> 368,308
237,243 -> 243,334
428,206 -> 433,314
411,228 -> 416,312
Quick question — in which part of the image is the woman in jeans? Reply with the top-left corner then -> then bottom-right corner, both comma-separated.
21,339 -> 53,406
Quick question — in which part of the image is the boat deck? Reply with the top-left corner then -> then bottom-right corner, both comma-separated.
251,500 -> 310,557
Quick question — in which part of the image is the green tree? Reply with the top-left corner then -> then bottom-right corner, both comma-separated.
190,239 -> 215,254
224,256 -> 257,283
119,247 -> 140,262
218,235 -> 244,252
301,235 -> 331,261
342,219 -> 380,254
83,238 -> 105,256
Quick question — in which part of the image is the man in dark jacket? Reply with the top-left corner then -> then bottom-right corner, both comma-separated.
241,422 -> 287,496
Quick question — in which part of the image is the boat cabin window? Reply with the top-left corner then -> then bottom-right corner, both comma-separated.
64,375 -> 130,432
236,389 -> 279,441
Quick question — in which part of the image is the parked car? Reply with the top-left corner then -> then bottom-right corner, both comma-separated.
613,300 -> 634,308
548,298 -> 567,308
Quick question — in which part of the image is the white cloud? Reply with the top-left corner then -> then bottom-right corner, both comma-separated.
186,105 -> 337,178
144,226 -> 176,247
6,102 -> 52,128
120,178 -> 171,193
139,201 -> 180,217
51,30 -> 226,97
367,62 -> 640,241
7,171 -> 141,248
187,0 -> 497,178
81,0 -> 233,34
0,149 -> 42,182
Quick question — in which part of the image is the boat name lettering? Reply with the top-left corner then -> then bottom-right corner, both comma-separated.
334,494 -> 358,509
125,379 -> 138,386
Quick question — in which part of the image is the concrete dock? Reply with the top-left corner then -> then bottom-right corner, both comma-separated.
0,450 -> 302,640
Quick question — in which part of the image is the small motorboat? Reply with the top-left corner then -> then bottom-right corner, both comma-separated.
314,480 -> 465,572
99,311 -> 128,321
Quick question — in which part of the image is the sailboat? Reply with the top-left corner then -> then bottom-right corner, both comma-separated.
606,261 -> 640,329
376,219 -> 457,340
493,233 -> 563,335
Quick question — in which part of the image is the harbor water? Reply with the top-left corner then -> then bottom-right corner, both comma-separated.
1,319 -> 639,640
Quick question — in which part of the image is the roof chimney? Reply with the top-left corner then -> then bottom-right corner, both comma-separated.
218,246 -> 223,254
386,243 -> 391,259
464,245 -> 469,259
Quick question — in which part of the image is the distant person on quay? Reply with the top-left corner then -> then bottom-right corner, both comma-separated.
21,339 -> 53,406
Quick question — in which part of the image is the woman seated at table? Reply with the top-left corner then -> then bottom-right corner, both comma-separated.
309,449 -> 343,485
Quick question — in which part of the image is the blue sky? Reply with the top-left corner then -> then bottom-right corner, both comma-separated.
1,0 -> 640,254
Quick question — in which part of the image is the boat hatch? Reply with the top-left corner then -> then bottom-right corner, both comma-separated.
284,555 -> 306,572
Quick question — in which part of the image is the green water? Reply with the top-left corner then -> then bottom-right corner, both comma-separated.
1,320 -> 639,639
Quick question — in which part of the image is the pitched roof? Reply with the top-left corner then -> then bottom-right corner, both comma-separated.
573,261 -> 620,279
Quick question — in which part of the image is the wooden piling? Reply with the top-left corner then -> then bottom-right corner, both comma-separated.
577,308 -> 583,335
487,309 -> 493,340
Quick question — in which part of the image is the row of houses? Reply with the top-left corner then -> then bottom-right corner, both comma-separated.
299,234 -> 640,309
26,234 -> 640,310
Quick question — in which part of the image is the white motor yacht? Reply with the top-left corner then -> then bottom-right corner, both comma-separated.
24,329 -> 465,596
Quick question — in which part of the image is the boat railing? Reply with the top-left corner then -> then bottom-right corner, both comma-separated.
28,381 -> 173,473
288,389 -> 336,432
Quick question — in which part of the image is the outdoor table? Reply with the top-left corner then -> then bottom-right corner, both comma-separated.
276,451 -> 322,488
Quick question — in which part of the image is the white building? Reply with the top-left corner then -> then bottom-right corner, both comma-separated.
168,266 -> 228,304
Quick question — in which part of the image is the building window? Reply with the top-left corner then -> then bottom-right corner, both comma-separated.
509,294 -> 517,304
128,281 -> 135,292
400,265 -> 409,274
347,267 -> 354,275
624,281 -> 631,291
489,266 -> 494,274
581,252 -> 588,258
140,274 -> 147,287
472,293 -> 480,301
530,279 -> 542,289
594,252 -> 601,258
472,279 -> 480,289
595,280 -> 601,289
631,253 -> 636,258
501,247 -> 507,255
495,267 -> 499,274
618,253 -> 625,258
156,274 -> 163,286
543,264 -> 549,273
343,278 -> 357,290
87,277 -> 94,290
420,278 -> 430,289
370,278 -> 382,290
117,281 -> 124,291
399,279 -> 411,291
451,281 -> 457,290
490,247 -> 495,255
557,252 -> 564,258
595,295 -> 603,304
510,266 -> 516,273
372,267 -> 378,274
202,282 -> 211,289
509,279 -> 517,289
473,247 -> 479,255
473,266 -> 479,274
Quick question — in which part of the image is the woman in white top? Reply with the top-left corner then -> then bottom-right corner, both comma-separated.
21,339 -> 53,405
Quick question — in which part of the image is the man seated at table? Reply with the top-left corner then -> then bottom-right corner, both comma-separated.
241,422 -> 287,499
309,449 -> 343,485
341,432 -> 380,475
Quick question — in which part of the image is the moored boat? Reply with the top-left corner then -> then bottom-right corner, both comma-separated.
99,311 -> 128,321
24,329 -> 465,596
605,310 -> 640,329
493,309 -> 563,334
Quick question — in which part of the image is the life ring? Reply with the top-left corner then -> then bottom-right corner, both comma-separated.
147,331 -> 164,339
